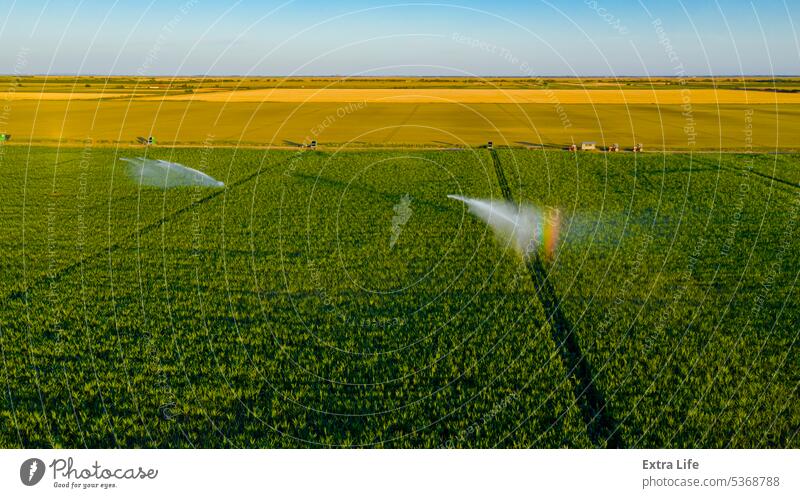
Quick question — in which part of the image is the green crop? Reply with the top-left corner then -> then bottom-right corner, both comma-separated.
0,145 -> 796,448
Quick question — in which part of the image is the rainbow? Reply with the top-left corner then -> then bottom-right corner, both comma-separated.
541,209 -> 561,260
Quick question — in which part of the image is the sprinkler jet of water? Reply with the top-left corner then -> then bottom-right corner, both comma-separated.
121,157 -> 224,188
448,194 -> 560,260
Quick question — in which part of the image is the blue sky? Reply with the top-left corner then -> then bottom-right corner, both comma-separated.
0,0 -> 797,76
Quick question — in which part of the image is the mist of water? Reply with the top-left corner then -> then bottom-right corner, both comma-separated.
448,195 -> 561,258
121,157 -> 224,188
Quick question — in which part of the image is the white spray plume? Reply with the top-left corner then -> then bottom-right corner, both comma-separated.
448,195 -> 561,258
121,157 -> 224,188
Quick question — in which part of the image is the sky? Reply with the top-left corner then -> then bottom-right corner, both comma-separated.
0,0 -> 797,76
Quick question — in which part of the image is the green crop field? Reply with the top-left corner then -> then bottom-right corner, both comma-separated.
0,144 -> 797,448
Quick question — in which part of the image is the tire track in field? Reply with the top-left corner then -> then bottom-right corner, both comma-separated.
492,103 -> 536,133
728,166 -> 800,191
489,149 -> 622,448
490,149 -> 513,200
382,104 -> 420,143
4,155 -> 291,301
691,155 -> 800,193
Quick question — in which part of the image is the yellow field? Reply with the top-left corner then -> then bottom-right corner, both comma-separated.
1,77 -> 799,149
0,92 -> 131,100
3,99 -> 798,150
4,75 -> 800,91
146,88 -> 800,104
4,88 -> 800,105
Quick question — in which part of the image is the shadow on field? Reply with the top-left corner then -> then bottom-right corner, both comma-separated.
489,149 -> 622,448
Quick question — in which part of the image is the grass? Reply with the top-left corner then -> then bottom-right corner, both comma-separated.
0,144 -> 797,448
500,149 -> 800,447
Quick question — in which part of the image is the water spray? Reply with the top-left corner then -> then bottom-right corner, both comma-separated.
121,157 -> 224,188
448,195 -> 561,260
